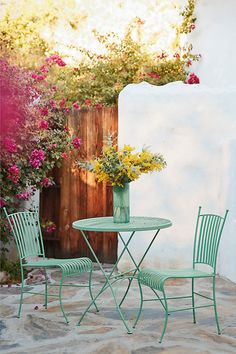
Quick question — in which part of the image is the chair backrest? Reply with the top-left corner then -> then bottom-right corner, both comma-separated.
4,208 -> 45,260
193,206 -> 228,272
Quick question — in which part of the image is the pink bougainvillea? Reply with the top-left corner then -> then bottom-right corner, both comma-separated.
7,165 -> 20,184
186,72 -> 200,84
45,54 -> 66,67
40,177 -> 54,187
73,102 -> 80,109
29,149 -> 46,168
0,59 -> 82,247
45,223 -> 56,234
95,103 -> 103,109
147,72 -> 161,79
59,98 -> 66,108
72,137 -> 82,149
40,107 -> 49,116
0,198 -> 6,208
39,120 -> 49,129
3,138 -> 17,153
31,73 -> 46,81
61,152 -> 69,159
16,190 -> 33,200
84,99 -> 92,106
42,220 -> 57,234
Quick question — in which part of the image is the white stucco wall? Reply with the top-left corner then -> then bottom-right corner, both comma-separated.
190,0 -> 236,88
118,0 -> 236,282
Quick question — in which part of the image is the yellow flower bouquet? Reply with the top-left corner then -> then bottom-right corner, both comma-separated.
78,136 -> 166,223
78,136 -> 166,187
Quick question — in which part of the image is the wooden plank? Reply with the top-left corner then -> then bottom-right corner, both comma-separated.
102,107 -> 118,263
68,112 -> 81,256
69,110 -> 88,258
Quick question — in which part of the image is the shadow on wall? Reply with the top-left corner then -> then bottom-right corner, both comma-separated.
218,139 -> 236,283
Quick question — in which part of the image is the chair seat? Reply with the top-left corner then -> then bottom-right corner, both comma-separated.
23,257 -> 93,276
138,268 -> 213,292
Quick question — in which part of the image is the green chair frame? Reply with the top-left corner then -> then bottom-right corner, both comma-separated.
134,206 -> 229,343
4,208 -> 98,323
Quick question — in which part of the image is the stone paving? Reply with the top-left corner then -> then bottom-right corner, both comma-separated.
0,265 -> 236,354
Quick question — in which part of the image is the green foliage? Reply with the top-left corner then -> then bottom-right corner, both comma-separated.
179,0 -> 196,34
0,0 -> 199,108
46,27 -> 152,106
45,21 -> 200,107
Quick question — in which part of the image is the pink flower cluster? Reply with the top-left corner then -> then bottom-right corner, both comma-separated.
187,73 -> 200,84
49,99 -> 56,109
41,177 -> 54,187
95,103 -> 103,109
39,120 -> 49,129
147,72 -> 161,79
72,137 -> 81,149
58,100 -> 70,113
29,149 -> 46,168
173,52 -> 180,59
16,190 -> 32,200
47,143 -> 57,151
61,152 -> 68,159
40,107 -> 49,116
73,102 -> 80,110
31,55 -> 66,85
45,54 -> 66,67
60,98 -> 66,108
84,99 -> 92,106
0,198 -> 6,208
7,165 -> 20,184
4,138 -> 17,153
40,64 -> 49,74
44,223 -> 56,234
31,73 -> 46,81
157,52 -> 167,59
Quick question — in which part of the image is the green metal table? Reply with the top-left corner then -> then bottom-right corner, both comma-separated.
72,216 -> 172,333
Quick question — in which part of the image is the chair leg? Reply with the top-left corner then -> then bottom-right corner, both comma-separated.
159,288 -> 169,344
212,276 -> 221,335
119,278 -> 132,308
18,267 -> 24,318
133,280 -> 144,329
191,278 -> 196,323
59,275 -> 69,324
88,270 -> 99,312
44,268 -> 48,309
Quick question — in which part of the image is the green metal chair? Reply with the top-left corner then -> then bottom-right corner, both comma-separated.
3,208 -> 98,323
134,206 -> 229,343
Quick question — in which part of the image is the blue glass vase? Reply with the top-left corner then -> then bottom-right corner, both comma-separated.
113,183 -> 130,223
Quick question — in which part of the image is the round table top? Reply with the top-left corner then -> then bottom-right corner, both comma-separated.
72,216 -> 172,232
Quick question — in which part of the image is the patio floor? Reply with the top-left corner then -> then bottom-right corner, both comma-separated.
0,265 -> 236,354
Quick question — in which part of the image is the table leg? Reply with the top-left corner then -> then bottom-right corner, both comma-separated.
77,230 -> 136,333
118,230 -> 160,307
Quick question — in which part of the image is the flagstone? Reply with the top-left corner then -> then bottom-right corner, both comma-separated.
0,269 -> 235,354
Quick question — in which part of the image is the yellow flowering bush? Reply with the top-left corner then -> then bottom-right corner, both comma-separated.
78,137 -> 166,187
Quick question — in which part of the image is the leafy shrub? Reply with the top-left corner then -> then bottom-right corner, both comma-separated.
0,59 -> 81,250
